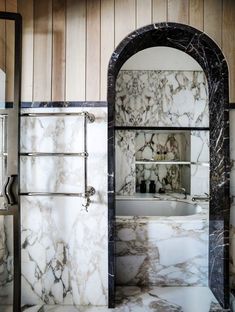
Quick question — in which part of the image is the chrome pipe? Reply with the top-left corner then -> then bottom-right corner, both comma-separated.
21,111 -> 96,123
20,152 -> 88,157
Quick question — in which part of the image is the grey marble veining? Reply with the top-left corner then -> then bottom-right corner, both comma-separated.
115,70 -> 208,127
0,216 -> 13,305
20,286 -> 225,312
20,107 -> 108,306
115,209 -> 208,287
115,131 -> 135,195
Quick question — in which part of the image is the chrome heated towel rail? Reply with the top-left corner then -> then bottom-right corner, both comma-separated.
20,111 -> 96,210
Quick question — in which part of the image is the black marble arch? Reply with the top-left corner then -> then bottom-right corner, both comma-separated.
107,23 -> 230,309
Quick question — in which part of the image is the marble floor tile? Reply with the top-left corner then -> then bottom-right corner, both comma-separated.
21,286 -> 226,312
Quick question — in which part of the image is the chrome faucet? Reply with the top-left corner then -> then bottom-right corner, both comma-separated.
192,193 -> 210,201
166,187 -> 187,199
179,187 -> 187,199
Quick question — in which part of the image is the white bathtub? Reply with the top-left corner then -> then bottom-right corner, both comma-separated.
116,199 -> 202,216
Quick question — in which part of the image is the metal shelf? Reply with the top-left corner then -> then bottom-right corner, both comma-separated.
135,160 -> 209,166
21,111 -> 95,123
20,152 -> 88,157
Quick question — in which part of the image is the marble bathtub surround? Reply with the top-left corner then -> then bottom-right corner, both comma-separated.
115,201 -> 208,287
115,70 -> 209,127
19,286 -> 223,312
20,108 -> 108,306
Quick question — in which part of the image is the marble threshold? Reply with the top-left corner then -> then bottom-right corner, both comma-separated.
1,286 -> 227,312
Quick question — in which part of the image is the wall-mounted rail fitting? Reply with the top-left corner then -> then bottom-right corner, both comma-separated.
20,111 -> 96,211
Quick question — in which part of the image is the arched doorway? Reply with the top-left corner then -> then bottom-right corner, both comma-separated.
107,22 -> 230,309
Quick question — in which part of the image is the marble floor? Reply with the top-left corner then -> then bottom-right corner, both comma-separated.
1,286 -> 228,312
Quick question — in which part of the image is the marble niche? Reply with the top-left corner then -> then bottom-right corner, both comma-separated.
116,129 -> 209,196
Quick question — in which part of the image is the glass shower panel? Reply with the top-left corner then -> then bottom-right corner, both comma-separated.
0,14 -> 21,312
0,116 -> 7,210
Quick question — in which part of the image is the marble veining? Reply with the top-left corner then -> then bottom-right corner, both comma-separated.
0,216 -> 13,305
20,286 -> 225,312
115,202 -> 208,287
115,70 -> 208,127
135,132 -> 190,161
20,107 -> 108,306
108,22 -> 230,308
115,131 -> 135,195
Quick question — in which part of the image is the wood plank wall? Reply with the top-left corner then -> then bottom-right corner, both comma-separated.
1,0 -> 235,102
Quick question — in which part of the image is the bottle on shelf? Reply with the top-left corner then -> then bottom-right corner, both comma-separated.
149,180 -> 156,193
140,180 -> 147,193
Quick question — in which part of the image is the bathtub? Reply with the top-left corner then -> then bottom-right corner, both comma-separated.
116,199 -> 202,216
115,197 -> 208,287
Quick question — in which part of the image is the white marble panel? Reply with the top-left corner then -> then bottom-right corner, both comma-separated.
115,70 -> 209,127
116,214 -> 208,287
190,164 -> 209,196
20,156 -> 85,193
0,216 -> 13,305
191,131 -> 209,162
135,132 -> 190,161
115,130 -> 135,195
21,108 -> 108,306
21,116 -> 84,153
21,286 -> 223,312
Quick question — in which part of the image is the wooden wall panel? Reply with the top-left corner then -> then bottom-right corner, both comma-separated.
52,0 -> 66,101
15,0 -> 235,103
168,0 -> 189,24
223,0 -> 235,103
189,0 -> 203,31
100,0 -> 114,100
204,0 -> 222,46
18,0 -> 34,102
86,0 -> 101,101
33,0 -> 52,101
152,0 -> 167,22
66,0 -> 86,101
115,0 -> 136,47
136,0 -> 152,28
0,0 -> 5,72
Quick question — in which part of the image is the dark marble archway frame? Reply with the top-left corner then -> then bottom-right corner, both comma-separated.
107,22 -> 230,309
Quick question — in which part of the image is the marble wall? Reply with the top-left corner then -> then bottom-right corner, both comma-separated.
115,129 -> 209,196
116,207 -> 208,287
115,70 -> 208,127
0,216 -> 13,305
19,107 -> 108,306
229,111 -> 235,297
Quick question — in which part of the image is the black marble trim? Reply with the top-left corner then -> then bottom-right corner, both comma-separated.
115,126 -> 210,131
20,101 -> 107,108
107,22 -> 230,309
229,103 -> 235,109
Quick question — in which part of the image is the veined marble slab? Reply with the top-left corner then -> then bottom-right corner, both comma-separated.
115,70 -> 209,127
116,210 -> 208,287
0,216 -> 13,305
21,286 -> 224,312
115,130 -> 135,195
20,108 -> 108,306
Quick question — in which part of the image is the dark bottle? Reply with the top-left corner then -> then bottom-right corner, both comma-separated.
149,180 -> 156,193
140,180 -> 146,193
